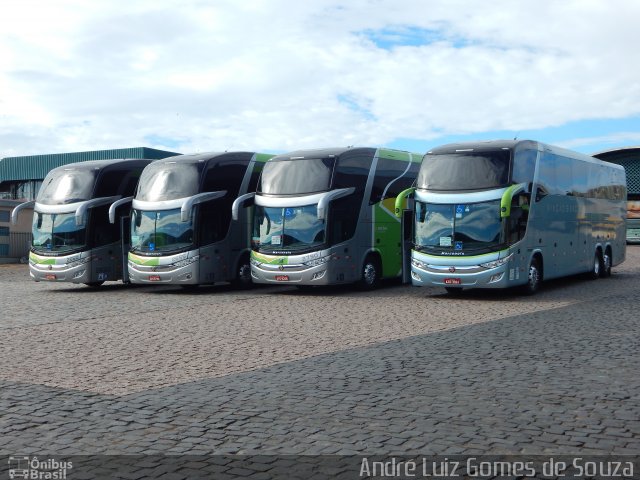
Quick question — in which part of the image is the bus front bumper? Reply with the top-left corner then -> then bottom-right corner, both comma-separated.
128,262 -> 199,285
30,263 -> 92,284
410,261 -> 513,289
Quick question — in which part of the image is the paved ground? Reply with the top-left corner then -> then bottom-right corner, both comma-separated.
1,248 -> 639,475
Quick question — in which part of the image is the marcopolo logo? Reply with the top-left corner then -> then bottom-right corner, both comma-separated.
8,456 -> 73,479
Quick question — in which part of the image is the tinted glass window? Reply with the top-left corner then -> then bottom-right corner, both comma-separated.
370,157 -> 412,204
94,166 -> 145,198
37,169 -> 96,205
512,149 -> 537,184
137,161 -> 202,201
333,154 -> 370,192
202,160 -> 248,196
418,150 -> 511,191
259,158 -> 335,195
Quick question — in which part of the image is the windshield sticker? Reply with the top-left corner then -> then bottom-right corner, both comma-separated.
149,242 -> 155,252
455,241 -> 463,251
272,235 -> 282,245
285,208 -> 294,217
440,236 -> 452,247
455,205 -> 465,218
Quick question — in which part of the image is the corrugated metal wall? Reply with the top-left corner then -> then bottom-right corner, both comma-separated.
0,147 -> 180,182
595,148 -> 640,195
0,232 -> 31,259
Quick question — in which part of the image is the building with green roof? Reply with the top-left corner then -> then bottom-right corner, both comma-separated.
0,147 -> 180,201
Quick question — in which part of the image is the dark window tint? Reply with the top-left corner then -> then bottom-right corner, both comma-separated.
333,154 -> 371,193
0,211 -> 9,222
259,158 -> 335,195
328,196 -> 359,244
369,157 -> 413,204
89,205 -> 119,247
94,166 -> 146,198
201,159 -> 248,196
418,150 -> 511,191
512,149 -> 537,185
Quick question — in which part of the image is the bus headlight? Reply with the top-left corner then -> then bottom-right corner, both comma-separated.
411,258 -> 427,270
172,255 -> 199,268
250,256 -> 261,266
480,253 -> 513,269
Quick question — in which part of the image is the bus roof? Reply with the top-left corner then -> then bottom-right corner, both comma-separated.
268,147 -> 421,162
48,158 -> 151,173
149,151 -> 263,166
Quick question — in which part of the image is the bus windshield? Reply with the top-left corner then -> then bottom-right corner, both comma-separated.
131,208 -> 195,253
414,200 -> 503,254
136,162 -> 201,201
32,212 -> 87,253
259,158 -> 335,195
418,150 -> 511,191
253,205 -> 326,252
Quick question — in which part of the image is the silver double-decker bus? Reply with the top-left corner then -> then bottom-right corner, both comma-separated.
127,151 -> 273,287
250,147 -> 420,288
11,159 -> 152,286
397,140 -> 626,294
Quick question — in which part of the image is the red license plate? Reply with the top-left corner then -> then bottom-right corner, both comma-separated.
275,275 -> 289,281
45,274 -> 57,280
149,275 -> 161,281
444,278 -> 461,285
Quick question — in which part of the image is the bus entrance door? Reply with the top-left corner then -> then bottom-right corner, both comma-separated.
401,209 -> 413,284
121,215 -> 131,283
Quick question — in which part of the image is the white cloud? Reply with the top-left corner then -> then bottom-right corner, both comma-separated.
1,0 -> 640,156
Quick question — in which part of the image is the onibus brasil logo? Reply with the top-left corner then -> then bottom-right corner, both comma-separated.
8,456 -> 73,479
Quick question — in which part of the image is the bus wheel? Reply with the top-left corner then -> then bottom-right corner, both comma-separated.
357,256 -> 380,290
600,248 -> 612,278
84,281 -> 104,288
232,255 -> 253,289
521,257 -> 542,295
589,250 -> 603,280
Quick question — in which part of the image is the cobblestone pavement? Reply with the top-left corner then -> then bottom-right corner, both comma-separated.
1,247 -> 639,461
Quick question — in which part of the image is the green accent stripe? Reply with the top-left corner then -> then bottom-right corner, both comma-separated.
250,251 -> 289,265
378,149 -> 423,163
29,252 -> 57,265
128,253 -> 160,266
255,153 -> 275,163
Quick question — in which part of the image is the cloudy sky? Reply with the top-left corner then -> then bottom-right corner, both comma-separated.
1,0 -> 640,158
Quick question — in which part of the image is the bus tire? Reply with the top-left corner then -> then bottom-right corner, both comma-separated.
520,257 -> 542,295
357,255 -> 380,290
84,281 -> 104,288
600,247 -> 612,278
589,250 -> 603,280
232,254 -> 253,289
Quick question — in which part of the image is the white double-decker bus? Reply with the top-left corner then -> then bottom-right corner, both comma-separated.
127,151 -> 273,287
11,159 -> 151,286
397,140 -> 626,294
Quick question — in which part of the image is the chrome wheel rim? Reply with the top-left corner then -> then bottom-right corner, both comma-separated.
363,264 -> 376,285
